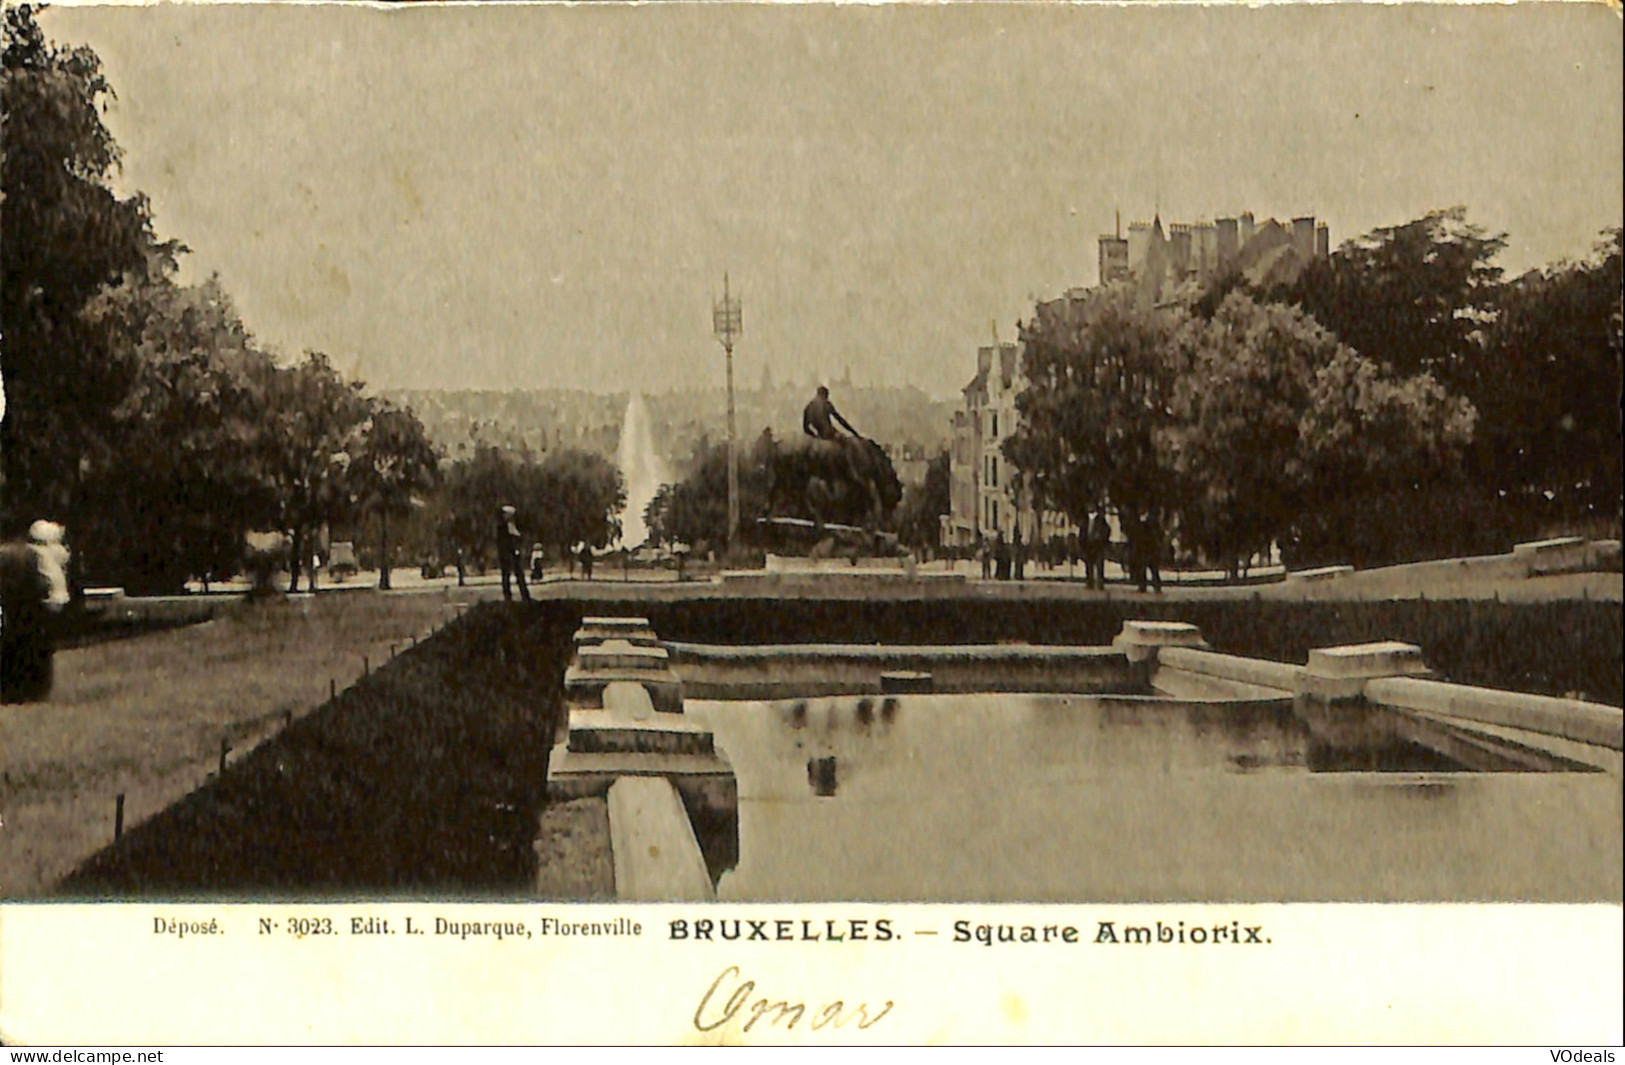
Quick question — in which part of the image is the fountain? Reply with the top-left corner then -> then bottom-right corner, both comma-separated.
616,391 -> 670,548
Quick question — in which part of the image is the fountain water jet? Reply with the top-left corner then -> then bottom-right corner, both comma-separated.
617,391 -> 670,548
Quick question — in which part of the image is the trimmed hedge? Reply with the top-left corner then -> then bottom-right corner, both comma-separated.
594,597 -> 1624,707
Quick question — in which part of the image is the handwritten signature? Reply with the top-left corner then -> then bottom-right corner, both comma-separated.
693,965 -> 894,1034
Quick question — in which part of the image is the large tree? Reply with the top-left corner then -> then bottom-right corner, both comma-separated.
1282,206 -> 1506,390
1010,287 -> 1478,571
535,448 -> 625,559
261,353 -> 372,592
1473,227 -> 1623,521
74,273 -> 280,590
1165,293 -> 1476,572
1005,283 -> 1187,529
351,401 -> 440,589
642,434 -> 772,553
434,443 -> 532,573
1,5 -> 180,545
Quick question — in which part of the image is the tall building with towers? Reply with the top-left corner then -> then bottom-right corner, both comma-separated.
1098,209 -> 1330,303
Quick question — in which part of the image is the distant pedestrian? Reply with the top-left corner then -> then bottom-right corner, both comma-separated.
1129,512 -> 1164,594
1013,527 -> 1027,580
1084,509 -> 1111,591
578,542 -> 595,581
1,521 -> 71,704
496,505 -> 530,603
976,535 -> 991,580
993,530 -> 1011,580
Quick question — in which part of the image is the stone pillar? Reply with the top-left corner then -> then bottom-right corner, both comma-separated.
1296,641 -> 1432,702
1111,620 -> 1209,690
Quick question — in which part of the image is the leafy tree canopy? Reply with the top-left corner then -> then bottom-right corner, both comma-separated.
1281,206 -> 1506,390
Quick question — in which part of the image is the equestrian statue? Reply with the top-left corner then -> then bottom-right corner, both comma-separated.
760,386 -> 903,552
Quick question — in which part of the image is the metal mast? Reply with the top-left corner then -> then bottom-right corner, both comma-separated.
712,272 -> 743,552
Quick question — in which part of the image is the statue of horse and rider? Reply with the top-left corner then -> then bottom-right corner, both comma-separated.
761,387 -> 903,549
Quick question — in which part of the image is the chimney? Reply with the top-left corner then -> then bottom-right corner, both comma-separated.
1292,216 -> 1316,260
1216,217 -> 1239,267
1099,234 -> 1130,284
977,346 -> 994,378
1316,222 -> 1330,258
1239,212 -> 1255,246
1127,221 -> 1154,272
1168,223 -> 1193,279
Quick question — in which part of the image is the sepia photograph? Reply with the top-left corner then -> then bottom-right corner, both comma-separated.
0,0 -> 1621,1045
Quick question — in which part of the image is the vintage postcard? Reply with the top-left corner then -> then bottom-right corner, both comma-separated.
1,0 -> 1621,1046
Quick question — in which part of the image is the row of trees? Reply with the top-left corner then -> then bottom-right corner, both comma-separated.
431,442 -> 623,573
2,7 -> 626,593
1008,209 -> 1622,570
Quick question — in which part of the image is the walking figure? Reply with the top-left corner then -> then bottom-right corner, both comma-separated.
496,505 -> 531,602
1129,512 -> 1164,594
1084,508 -> 1111,591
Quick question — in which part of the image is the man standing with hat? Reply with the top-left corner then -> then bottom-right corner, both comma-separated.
496,504 -> 530,603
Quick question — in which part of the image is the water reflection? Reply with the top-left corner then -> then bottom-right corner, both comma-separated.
690,693 -> 1620,903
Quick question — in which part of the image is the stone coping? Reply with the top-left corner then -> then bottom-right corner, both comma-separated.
664,641 -> 1124,663
719,571 -> 966,586
1513,536 -> 1587,555
1156,646 -> 1301,693
1366,676 -> 1623,751
1148,666 -> 1295,703
548,746 -> 734,786
606,777 -> 714,902
1286,565 -> 1356,581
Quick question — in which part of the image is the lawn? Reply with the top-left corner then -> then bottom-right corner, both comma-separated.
1,591 -> 472,897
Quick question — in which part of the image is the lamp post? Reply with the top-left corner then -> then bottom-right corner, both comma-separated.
712,273 -> 742,553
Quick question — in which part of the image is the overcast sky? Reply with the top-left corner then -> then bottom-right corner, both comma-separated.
40,2 -> 1625,399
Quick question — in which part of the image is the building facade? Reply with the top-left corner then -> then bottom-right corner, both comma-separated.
942,339 -> 1076,551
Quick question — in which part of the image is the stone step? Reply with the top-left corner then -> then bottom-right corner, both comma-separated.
547,746 -> 734,804
574,628 -> 662,650
576,639 -> 670,671
880,671 -> 933,694
564,665 -> 685,714
567,708 -> 715,757
578,616 -> 655,639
